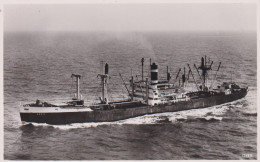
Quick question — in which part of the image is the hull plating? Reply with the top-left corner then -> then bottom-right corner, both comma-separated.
20,90 -> 247,124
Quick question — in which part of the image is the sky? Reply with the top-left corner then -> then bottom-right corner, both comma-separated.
4,3 -> 257,32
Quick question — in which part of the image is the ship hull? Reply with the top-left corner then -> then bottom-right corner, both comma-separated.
20,90 -> 247,125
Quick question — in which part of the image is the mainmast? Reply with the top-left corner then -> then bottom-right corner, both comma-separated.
198,56 -> 213,91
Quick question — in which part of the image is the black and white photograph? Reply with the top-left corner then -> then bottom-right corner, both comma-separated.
2,0 -> 257,160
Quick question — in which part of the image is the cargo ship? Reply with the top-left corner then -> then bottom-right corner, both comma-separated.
20,57 -> 248,124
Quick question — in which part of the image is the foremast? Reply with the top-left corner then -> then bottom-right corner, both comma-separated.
98,61 -> 109,104
198,56 -> 213,91
71,74 -> 81,100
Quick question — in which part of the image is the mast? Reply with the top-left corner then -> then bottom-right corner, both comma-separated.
167,66 -> 171,82
167,66 -> 168,81
131,68 -> 134,101
131,76 -> 134,101
71,74 -> 81,100
98,62 -> 109,103
182,67 -> 186,87
145,77 -> 149,104
210,62 -> 221,89
119,73 -> 131,97
187,64 -> 200,91
141,58 -> 144,82
198,56 -> 213,91
194,64 -> 203,83
173,68 -> 181,86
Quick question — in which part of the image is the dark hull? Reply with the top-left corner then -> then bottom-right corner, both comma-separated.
20,90 -> 247,125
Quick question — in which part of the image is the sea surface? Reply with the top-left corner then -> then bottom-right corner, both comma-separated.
4,31 -> 257,160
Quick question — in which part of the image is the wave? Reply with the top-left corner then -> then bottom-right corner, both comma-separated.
175,116 -> 222,122
21,121 -> 118,130
242,112 -> 257,117
222,117 -> 253,123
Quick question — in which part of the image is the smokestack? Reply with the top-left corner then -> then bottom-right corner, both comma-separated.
151,63 -> 158,85
201,57 -> 205,68
105,63 -> 109,75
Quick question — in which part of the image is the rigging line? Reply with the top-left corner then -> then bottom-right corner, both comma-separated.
187,64 -> 200,91
107,81 -> 115,103
92,88 -> 99,104
91,76 -> 101,99
120,82 -> 129,98
79,75 -> 84,96
121,84 -> 129,99
105,79 -> 110,101
96,81 -> 103,103
112,73 -> 130,97
121,81 -> 130,99
119,73 -> 131,96
107,76 -> 120,101
173,68 -> 181,86
81,74 -> 88,95
104,77 -> 115,101
122,84 -> 130,99
117,74 -> 131,99
135,75 -> 145,98
89,77 -> 98,104
70,76 -> 74,96
117,83 -> 127,100
194,64 -> 203,83
92,77 -> 102,104
71,76 -> 78,98
210,62 -> 222,89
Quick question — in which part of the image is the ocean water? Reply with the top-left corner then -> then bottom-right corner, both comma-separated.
4,31 -> 257,160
